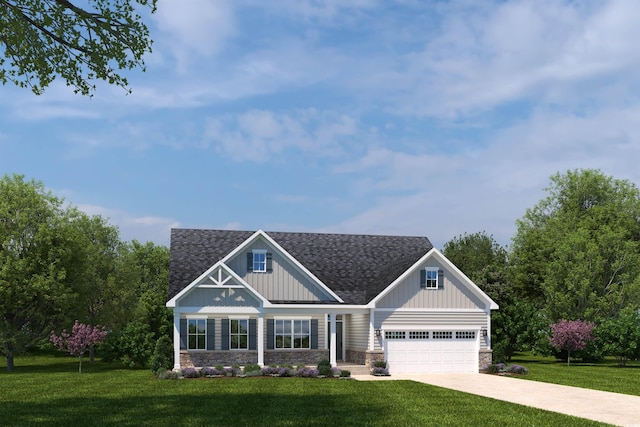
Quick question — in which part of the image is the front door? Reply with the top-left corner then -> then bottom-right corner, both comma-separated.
327,320 -> 343,361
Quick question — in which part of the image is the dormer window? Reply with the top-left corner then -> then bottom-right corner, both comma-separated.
247,250 -> 272,273
420,267 -> 440,289
253,250 -> 267,272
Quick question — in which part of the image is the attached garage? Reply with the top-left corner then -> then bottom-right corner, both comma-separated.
384,330 -> 479,374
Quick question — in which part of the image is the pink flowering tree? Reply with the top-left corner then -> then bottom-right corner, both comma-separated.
50,321 -> 107,373
549,320 -> 595,366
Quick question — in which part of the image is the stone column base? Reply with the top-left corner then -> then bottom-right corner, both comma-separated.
479,349 -> 493,372
364,350 -> 385,368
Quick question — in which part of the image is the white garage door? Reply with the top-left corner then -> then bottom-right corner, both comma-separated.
384,330 -> 478,374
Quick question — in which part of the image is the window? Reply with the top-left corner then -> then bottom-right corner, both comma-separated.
421,267 -> 440,289
409,331 -> 429,339
456,331 -> 476,340
188,319 -> 206,350
385,331 -> 406,340
230,319 -> 248,349
432,331 -> 453,339
275,319 -> 310,349
253,250 -> 267,272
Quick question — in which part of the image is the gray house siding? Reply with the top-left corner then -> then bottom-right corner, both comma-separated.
177,288 -> 261,307
346,313 -> 369,352
226,238 -> 335,302
373,310 -> 489,351
377,260 -> 485,309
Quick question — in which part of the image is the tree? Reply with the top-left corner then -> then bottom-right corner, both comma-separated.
443,232 -> 544,361
50,320 -> 107,372
550,320 -> 595,366
595,308 -> 640,367
0,174 -> 77,371
0,0 -> 157,95
511,169 -> 640,321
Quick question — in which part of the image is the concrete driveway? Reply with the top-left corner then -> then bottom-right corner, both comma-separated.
353,373 -> 640,426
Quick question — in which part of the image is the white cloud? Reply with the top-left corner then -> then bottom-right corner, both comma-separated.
154,0 -> 235,69
77,204 -> 180,246
205,109 -> 358,162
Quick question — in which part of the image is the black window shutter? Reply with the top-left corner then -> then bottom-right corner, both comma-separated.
221,319 -> 229,350
267,319 -> 274,350
266,252 -> 273,272
249,319 -> 257,350
246,252 -> 253,272
438,270 -> 444,288
180,319 -> 187,350
206,319 -> 215,350
420,269 -> 426,288
311,319 -> 318,349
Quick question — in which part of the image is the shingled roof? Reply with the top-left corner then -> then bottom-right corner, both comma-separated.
168,229 -> 433,305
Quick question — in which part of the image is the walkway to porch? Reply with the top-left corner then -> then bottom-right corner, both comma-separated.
336,362 -> 369,375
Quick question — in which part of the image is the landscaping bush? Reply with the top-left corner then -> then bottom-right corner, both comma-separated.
371,367 -> 389,376
373,360 -> 387,368
157,370 -> 178,380
181,367 -> 199,378
243,364 -> 261,374
506,365 -> 529,375
340,370 -> 351,378
150,335 -> 173,375
296,367 -> 319,378
317,359 -> 332,377
486,364 -> 501,374
202,367 -> 223,377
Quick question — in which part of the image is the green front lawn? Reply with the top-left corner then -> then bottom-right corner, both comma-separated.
510,353 -> 640,396
0,355 -> 607,427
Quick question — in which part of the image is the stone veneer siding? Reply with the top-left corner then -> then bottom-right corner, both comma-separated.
345,349 -> 366,365
180,350 -> 330,368
479,349 -> 493,372
364,350 -> 385,368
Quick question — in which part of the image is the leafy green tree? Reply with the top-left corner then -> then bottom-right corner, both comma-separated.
0,174 -> 76,370
443,232 -> 544,361
595,308 -> 640,367
0,0 -> 156,95
511,169 -> 640,321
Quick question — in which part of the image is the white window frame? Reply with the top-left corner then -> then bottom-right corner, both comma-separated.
275,319 -> 311,349
230,318 -> 249,350
187,318 -> 206,350
252,249 -> 267,273
424,267 -> 439,289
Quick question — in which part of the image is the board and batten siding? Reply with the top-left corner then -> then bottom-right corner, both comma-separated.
373,310 -> 489,351
346,313 -> 369,352
377,260 -> 485,309
177,288 -> 261,307
226,238 -> 335,302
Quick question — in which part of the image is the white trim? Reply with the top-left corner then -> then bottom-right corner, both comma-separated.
185,315 -> 208,319
175,307 -> 260,314
374,308 -> 488,313
422,267 -> 439,289
381,325 -> 481,331
273,315 -> 312,320
228,315 -> 250,320
368,248 -> 498,310
166,262 -> 269,308
220,230 -> 344,303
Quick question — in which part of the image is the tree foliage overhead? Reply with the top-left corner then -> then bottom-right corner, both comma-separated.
0,0 -> 157,95
511,169 -> 640,322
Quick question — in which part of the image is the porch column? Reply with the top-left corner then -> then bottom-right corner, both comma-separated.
257,313 -> 264,367
330,312 -> 337,367
173,313 -> 181,370
368,308 -> 375,351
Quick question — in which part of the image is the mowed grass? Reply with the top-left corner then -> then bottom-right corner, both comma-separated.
0,355 -> 608,427
510,353 -> 640,396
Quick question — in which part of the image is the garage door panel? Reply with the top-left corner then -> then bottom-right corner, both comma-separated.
385,330 -> 478,374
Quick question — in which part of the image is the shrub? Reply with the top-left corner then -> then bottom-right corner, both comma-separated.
150,335 -> 173,375
371,367 -> 389,376
181,367 -> 199,378
340,369 -> 351,378
330,367 -> 341,377
506,364 -> 529,375
296,367 -> 319,378
118,321 -> 155,368
373,360 -> 387,368
243,364 -> 261,374
317,359 -> 331,367
485,364 -> 501,374
215,364 -> 224,371
157,370 -> 178,380
262,366 -> 279,376
277,367 -> 292,377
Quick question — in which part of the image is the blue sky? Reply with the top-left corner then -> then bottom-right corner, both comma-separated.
2,0 -> 640,249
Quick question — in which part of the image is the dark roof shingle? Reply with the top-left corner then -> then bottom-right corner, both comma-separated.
168,229 -> 433,305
